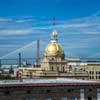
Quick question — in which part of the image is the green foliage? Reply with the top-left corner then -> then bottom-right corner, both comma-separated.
0,75 -> 15,80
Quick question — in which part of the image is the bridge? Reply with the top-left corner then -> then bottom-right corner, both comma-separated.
0,78 -> 100,100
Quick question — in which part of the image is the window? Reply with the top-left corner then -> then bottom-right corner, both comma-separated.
46,89 -> 51,93
96,71 -> 98,74
71,97 -> 77,100
88,88 -> 92,92
96,76 -> 98,79
45,98 -> 51,100
61,97 -> 67,100
92,71 -> 94,74
92,76 -> 94,79
51,66 -> 54,71
67,89 -> 71,92
90,71 -> 94,75
88,97 -> 93,100
90,76 -> 91,79
99,76 -> 100,79
62,66 -> 65,72
50,66 -> 54,71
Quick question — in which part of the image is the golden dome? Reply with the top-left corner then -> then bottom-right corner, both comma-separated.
44,30 -> 64,57
44,41 -> 64,56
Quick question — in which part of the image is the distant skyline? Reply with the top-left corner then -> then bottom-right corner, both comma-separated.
0,0 -> 100,58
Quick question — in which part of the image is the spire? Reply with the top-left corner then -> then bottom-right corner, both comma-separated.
52,17 -> 56,26
51,17 -> 58,41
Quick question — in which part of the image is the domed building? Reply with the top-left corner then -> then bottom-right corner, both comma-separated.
18,30 -> 88,79
40,30 -> 67,75
43,30 -> 65,63
44,30 -> 64,58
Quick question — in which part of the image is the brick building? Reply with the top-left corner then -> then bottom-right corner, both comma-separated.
0,78 -> 100,100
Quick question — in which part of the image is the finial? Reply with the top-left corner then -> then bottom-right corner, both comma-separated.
52,30 -> 57,37
51,17 -> 58,41
52,17 -> 57,36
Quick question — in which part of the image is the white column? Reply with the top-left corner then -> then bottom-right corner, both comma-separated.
80,89 -> 84,100
97,88 -> 100,100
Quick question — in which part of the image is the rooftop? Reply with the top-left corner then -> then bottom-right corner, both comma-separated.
0,78 -> 99,86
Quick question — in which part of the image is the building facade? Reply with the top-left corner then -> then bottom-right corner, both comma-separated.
18,30 -> 100,82
18,30 -> 88,80
80,62 -> 100,81
0,78 -> 100,100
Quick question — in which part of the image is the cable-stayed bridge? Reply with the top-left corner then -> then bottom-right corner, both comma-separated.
0,40 -> 100,66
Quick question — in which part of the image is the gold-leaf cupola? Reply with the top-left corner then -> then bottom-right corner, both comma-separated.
44,30 -> 65,59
